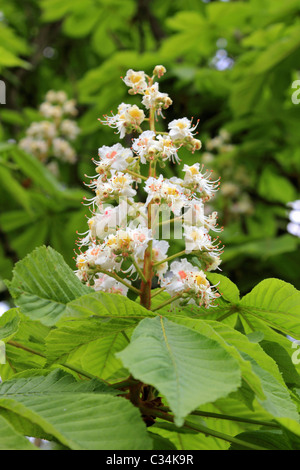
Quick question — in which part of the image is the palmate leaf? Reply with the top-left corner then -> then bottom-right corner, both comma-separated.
6,246 -> 92,326
0,370 -> 151,450
46,292 -> 155,363
117,316 -> 241,426
239,278 -> 300,339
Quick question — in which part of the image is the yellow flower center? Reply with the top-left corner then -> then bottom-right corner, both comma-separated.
130,74 -> 142,84
129,107 -> 143,120
195,275 -> 208,286
115,176 -> 126,185
190,166 -> 199,175
77,257 -> 86,269
167,187 -> 178,196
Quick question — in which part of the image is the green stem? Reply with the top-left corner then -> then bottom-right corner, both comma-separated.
130,256 -> 147,283
154,131 -> 168,135
125,169 -> 148,181
110,378 -> 139,390
153,250 -> 186,268
126,199 -> 148,220
141,407 -> 268,451
239,310 -> 255,332
217,310 -> 235,322
97,269 -> 141,295
140,85 -> 156,311
158,406 -> 279,428
151,287 -> 166,298
121,330 -> 130,343
151,292 -> 184,312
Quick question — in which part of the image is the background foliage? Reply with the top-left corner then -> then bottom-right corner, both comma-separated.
0,0 -> 300,451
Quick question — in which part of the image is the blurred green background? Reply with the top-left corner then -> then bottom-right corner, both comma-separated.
0,0 -> 299,308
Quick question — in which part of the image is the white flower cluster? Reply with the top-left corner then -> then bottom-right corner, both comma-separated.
75,66 -> 222,309
19,90 -> 80,171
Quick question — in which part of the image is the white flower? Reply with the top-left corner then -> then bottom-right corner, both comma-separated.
87,203 -> 128,241
183,225 -> 212,254
162,258 -> 220,307
132,131 -> 179,164
101,104 -> 145,138
168,118 -> 198,141
183,201 -> 205,227
156,134 -> 180,164
184,224 -> 223,257
94,171 -> 137,203
19,137 -> 49,161
123,69 -> 148,94
52,137 -> 76,163
27,121 -> 57,139
63,99 -> 78,116
152,240 -> 169,281
105,226 -> 152,259
132,131 -> 157,163
96,143 -> 133,172
206,255 -> 222,272
60,119 -> 80,140
182,163 -> 220,200
141,82 -> 172,112
144,175 -> 189,216
40,102 -> 63,120
45,90 -> 67,104
75,244 -> 120,278
93,274 -> 129,296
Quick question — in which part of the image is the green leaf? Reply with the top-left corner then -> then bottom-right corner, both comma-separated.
46,292 -> 154,363
239,278 -> 300,339
0,166 -> 32,215
0,370 -> 151,450
260,340 -> 300,387
240,351 -> 299,427
0,309 -> 20,342
12,147 -> 63,197
65,332 -> 129,381
0,46 -> 29,68
230,430 -> 293,450
206,273 -> 240,304
168,316 -> 280,399
148,431 -> 177,450
0,416 -> 38,450
251,25 -> 300,74
117,316 -> 241,426
258,167 -> 297,204
6,246 -> 91,326
0,315 -> 51,379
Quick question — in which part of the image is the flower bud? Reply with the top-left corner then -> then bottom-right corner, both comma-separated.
162,96 -> 173,109
153,65 -> 166,78
192,138 -> 202,151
